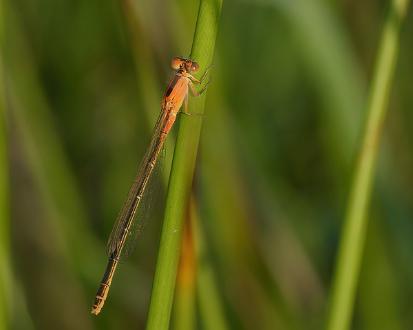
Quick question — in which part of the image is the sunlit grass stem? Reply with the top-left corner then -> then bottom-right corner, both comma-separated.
145,0 -> 223,329
327,0 -> 410,329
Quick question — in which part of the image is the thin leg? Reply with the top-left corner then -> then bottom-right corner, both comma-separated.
183,93 -> 189,114
180,83 -> 206,117
199,64 -> 213,83
181,64 -> 213,116
189,80 -> 210,97
187,74 -> 201,84
187,64 -> 213,85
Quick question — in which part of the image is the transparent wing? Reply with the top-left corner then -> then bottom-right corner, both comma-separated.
120,146 -> 165,258
106,107 -> 170,258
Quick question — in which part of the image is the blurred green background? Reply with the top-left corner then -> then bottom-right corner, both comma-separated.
1,0 -> 413,329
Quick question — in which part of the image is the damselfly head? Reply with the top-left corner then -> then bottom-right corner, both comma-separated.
171,57 -> 199,73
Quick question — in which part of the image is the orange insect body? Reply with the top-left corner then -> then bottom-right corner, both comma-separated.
162,75 -> 190,133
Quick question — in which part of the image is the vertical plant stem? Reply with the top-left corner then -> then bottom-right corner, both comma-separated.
327,1 -> 410,329
146,0 -> 223,329
173,213 -> 196,330
0,0 -> 10,326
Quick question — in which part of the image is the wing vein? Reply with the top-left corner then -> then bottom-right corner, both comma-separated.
106,104 -> 172,258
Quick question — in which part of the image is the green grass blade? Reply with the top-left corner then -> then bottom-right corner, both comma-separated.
6,5 -> 101,279
327,1 -> 411,329
256,0 -> 365,171
146,0 -> 223,329
194,203 -> 228,330
0,0 -> 11,325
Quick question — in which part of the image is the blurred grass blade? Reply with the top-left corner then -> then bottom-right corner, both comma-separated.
193,199 -> 228,330
256,0 -> 365,169
5,4 -> 98,327
146,0 -> 223,329
6,3 -> 102,279
120,0 -> 175,180
173,212 -> 196,330
358,221 -> 403,330
12,283 -> 35,329
120,0 -> 163,126
201,101 -> 299,329
0,0 -> 11,325
327,1 -> 411,329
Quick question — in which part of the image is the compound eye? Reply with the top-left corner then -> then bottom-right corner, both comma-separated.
191,62 -> 199,72
171,57 -> 184,70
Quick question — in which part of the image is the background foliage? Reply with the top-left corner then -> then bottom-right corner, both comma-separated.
2,0 -> 413,329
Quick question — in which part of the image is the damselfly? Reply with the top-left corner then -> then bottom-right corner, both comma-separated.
91,57 -> 209,315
